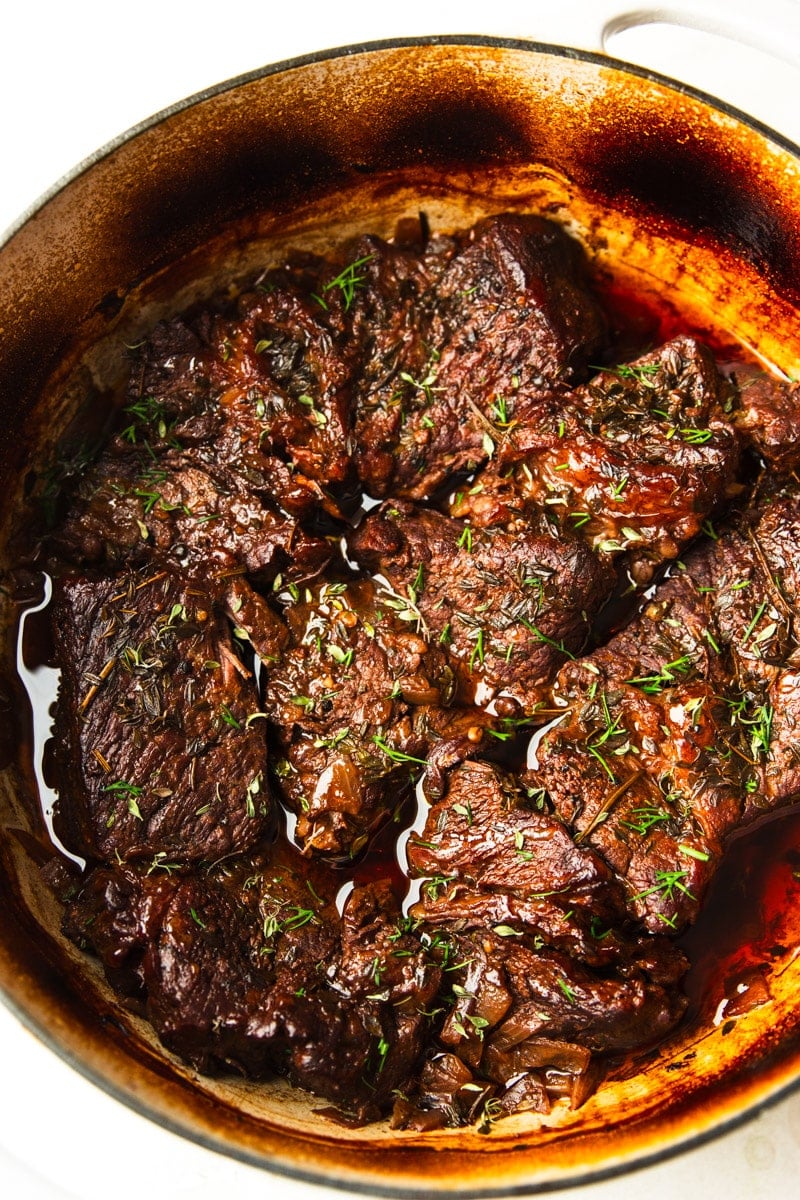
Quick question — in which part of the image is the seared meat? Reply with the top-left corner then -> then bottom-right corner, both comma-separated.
393,760 -> 689,1126
349,501 -> 613,712
64,846 -> 441,1120
52,567 -> 272,863
203,260 -> 358,489
407,760 -> 630,963
407,761 -> 620,906
529,492 -> 800,933
50,302 -> 338,580
261,575 -> 503,857
391,917 -> 686,1130
732,368 -> 800,470
453,337 -> 741,583
350,213 -> 609,499
51,449 -> 332,584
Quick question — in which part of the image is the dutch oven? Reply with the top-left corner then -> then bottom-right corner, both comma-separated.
1,26 -> 800,1196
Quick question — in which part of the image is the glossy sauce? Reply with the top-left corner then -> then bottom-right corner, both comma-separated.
680,806 -> 800,1029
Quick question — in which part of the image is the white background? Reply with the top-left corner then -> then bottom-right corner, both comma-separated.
2,1 -> 800,1197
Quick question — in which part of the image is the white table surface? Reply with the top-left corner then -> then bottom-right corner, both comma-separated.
2,2 -> 800,1197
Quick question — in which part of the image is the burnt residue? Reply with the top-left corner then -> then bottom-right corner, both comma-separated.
95,289 -> 126,319
368,91 -> 537,172
125,87 -> 537,268
125,125 -> 345,261
581,115 -> 800,305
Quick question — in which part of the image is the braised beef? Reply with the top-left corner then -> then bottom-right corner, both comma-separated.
52,567 -> 273,863
39,212 -> 800,1132
261,575 -> 506,857
732,368 -> 800,470
452,337 -> 741,583
348,213 -> 609,499
261,574 -> 449,857
64,847 -> 441,1117
348,501 -> 614,711
50,449 -> 332,584
528,492 -> 800,933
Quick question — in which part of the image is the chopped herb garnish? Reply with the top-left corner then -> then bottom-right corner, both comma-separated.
219,703 -> 241,729
320,253 -> 373,310
632,869 -> 695,902
457,525 -> 473,554
620,806 -> 671,835
557,977 -> 577,1003
314,727 -> 351,750
371,735 -> 428,766
626,655 -> 693,694
599,361 -> 660,385
678,843 -> 710,862
741,600 -> 768,646
681,427 -> 714,445
469,628 -> 485,671
104,780 -> 143,797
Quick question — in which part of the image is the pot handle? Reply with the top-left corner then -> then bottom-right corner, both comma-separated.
563,0 -> 800,69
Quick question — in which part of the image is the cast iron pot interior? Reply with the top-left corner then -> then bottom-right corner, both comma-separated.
1,37 -> 800,1196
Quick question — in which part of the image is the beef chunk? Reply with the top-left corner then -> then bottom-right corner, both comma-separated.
529,492 -> 800,932
50,300 -> 339,581
50,446 -> 332,585
350,213 -> 609,499
407,760 -> 686,970
65,848 -> 441,1120
123,316 -> 215,437
349,501 -> 613,712
533,675 -> 729,932
398,760 -> 688,1122
203,260 -> 358,489
261,576 -> 502,857
52,567 -> 272,863
453,337 -> 741,583
392,923 -> 686,1128
341,227 -> 458,500
732,368 -> 800,470
461,930 -> 686,1058
407,761 -> 620,904
407,760 -> 635,965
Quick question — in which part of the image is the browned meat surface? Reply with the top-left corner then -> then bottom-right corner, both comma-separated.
203,261 -> 358,489
51,449 -> 332,584
349,213 -> 609,499
391,919 -> 686,1129
52,567 -> 273,863
261,575 -> 505,857
404,762 -> 687,1076
732,368 -> 800,470
453,337 -> 741,583
407,761 -> 621,905
64,846 -> 441,1120
349,501 -> 613,712
529,492 -> 800,933
42,212 -> 800,1133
